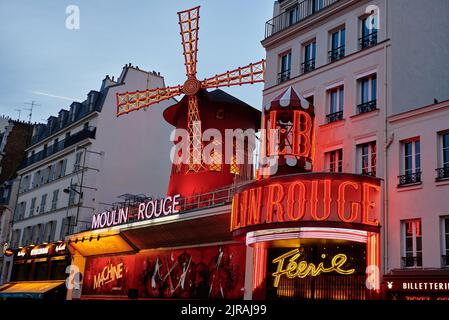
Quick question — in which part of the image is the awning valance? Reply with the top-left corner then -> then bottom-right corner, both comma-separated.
0,280 -> 65,299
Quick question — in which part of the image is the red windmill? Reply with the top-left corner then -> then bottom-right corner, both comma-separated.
117,6 -> 265,195
116,6 -> 265,173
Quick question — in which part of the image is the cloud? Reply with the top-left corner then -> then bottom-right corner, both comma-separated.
31,91 -> 80,102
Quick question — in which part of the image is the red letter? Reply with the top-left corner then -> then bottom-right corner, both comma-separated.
248,187 -> 262,225
266,183 -> 285,223
337,181 -> 360,223
310,180 -> 331,221
287,181 -> 306,221
362,183 -> 380,226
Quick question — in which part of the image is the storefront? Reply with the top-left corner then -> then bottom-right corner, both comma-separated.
231,173 -> 382,300
0,242 -> 70,299
383,270 -> 449,300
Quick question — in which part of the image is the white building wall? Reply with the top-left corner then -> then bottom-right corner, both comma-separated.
90,67 -> 175,215
386,102 -> 449,270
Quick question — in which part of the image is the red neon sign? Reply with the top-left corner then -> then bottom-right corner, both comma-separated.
231,174 -> 381,232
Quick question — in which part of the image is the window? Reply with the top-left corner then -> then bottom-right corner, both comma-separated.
33,170 -> 41,188
20,175 -> 31,193
29,197 -> 36,216
83,122 -> 89,130
22,227 -> 32,246
51,189 -> 59,211
278,52 -> 291,84
326,149 -> 343,173
39,194 -> 47,214
68,184 -> 77,206
399,139 -> 421,185
357,142 -> 377,176
56,159 -> 67,178
329,27 -> 345,62
287,5 -> 299,26
360,13 -> 378,49
402,219 -> 422,268
327,86 -> 344,123
437,132 -> 449,180
65,132 -> 71,139
441,217 -> 449,267
312,0 -> 324,12
60,216 -> 74,239
73,151 -> 83,172
53,138 -> 59,153
11,229 -> 21,248
357,74 -> 377,113
14,202 -> 26,221
302,41 -> 316,74
43,221 -> 56,243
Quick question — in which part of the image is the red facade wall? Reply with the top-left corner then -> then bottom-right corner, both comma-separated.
82,243 -> 246,299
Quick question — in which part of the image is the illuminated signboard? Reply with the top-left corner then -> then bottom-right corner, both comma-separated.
231,174 -> 381,233
93,262 -> 124,290
15,243 -> 69,259
91,194 -> 181,230
271,248 -> 355,287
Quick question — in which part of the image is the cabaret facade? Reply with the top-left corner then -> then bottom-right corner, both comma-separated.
64,85 -> 382,301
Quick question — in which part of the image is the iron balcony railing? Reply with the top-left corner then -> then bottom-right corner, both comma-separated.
436,167 -> 449,180
108,184 -> 240,229
361,171 -> 376,177
265,0 -> 341,39
402,256 -> 423,268
359,30 -> 378,49
326,110 -> 343,123
30,105 -> 100,146
301,58 -> 316,74
20,127 -> 96,169
328,45 -> 345,62
398,171 -> 422,186
277,69 -> 291,84
357,99 -> 377,114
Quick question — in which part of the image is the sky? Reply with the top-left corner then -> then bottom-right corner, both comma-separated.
0,0 -> 274,123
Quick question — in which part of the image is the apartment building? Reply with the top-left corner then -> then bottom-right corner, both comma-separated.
262,0 -> 449,299
0,117 -> 34,284
4,64 -> 175,287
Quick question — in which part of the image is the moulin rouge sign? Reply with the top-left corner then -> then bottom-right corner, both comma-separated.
91,194 -> 181,230
231,174 -> 381,233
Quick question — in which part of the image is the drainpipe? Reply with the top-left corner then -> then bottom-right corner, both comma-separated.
383,0 -> 391,277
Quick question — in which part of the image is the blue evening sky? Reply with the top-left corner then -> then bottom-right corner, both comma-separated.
0,0 -> 273,123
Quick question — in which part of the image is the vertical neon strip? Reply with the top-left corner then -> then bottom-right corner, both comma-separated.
252,242 -> 267,299
367,232 -> 380,294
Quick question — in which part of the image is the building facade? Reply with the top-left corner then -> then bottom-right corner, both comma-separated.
0,117 -> 34,285
1,65 -> 175,295
262,0 -> 449,299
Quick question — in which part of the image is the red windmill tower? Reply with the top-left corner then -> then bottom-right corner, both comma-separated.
116,6 -> 265,197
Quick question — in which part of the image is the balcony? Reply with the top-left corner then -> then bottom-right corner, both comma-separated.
436,167 -> 449,181
361,171 -> 376,177
402,256 -> 422,268
20,128 -> 96,169
328,45 -> 345,62
357,99 -> 377,114
265,0 -> 341,39
326,111 -> 343,123
277,69 -> 291,84
359,31 -> 378,50
301,58 -> 316,74
398,171 -> 422,186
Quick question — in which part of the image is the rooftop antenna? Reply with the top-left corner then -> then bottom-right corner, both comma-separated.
23,100 -> 41,123
14,109 -> 21,121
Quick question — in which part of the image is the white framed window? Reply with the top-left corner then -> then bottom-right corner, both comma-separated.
29,197 -> 36,216
278,51 -> 291,83
60,216 -> 74,239
359,74 -> 377,104
329,26 -> 345,62
51,189 -> 59,211
402,219 -> 422,268
74,151 -> 83,172
326,149 -> 343,173
403,139 -> 421,175
357,141 -> 376,176
328,85 -> 344,114
39,194 -> 47,214
68,183 -> 78,206
440,132 -> 449,168
441,217 -> 449,267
